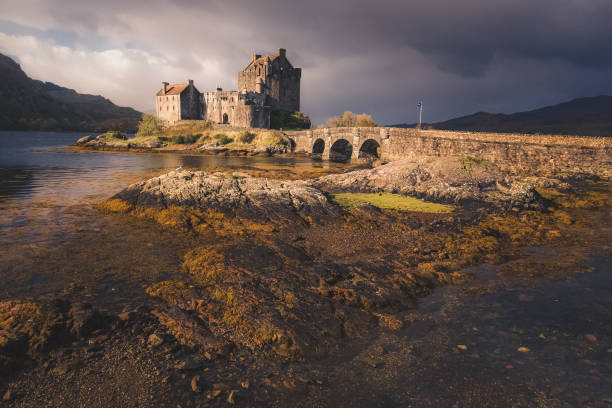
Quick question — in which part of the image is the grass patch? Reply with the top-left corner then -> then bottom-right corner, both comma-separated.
101,131 -> 127,141
333,193 -> 455,213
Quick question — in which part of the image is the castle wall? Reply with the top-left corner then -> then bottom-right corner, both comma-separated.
156,94 -> 181,124
180,85 -> 204,120
204,91 -> 240,125
237,52 -> 301,112
204,91 -> 270,128
157,50 -> 300,129
266,68 -> 301,112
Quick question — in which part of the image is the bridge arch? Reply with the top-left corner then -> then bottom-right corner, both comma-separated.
312,138 -> 325,155
358,139 -> 381,159
329,139 -> 353,162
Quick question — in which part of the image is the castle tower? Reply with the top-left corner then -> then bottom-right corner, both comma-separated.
238,48 -> 301,112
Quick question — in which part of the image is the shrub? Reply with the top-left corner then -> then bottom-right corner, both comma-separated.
173,134 -> 200,144
214,133 -> 234,145
136,114 -> 162,138
256,131 -> 290,146
238,131 -> 256,144
327,111 -> 379,128
157,133 -> 201,145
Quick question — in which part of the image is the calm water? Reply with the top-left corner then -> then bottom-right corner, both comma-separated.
0,131 -> 340,204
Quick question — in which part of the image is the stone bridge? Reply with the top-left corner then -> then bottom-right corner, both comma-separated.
286,127 -> 390,161
284,127 -> 612,177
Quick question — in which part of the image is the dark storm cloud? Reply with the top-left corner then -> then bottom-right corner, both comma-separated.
0,0 -> 611,123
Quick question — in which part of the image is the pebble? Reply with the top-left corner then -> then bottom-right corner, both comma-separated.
456,344 -> 468,351
117,312 -> 131,321
148,334 -> 164,347
517,346 -> 530,353
191,375 -> 201,393
227,390 -> 238,404
3,390 -> 11,401
175,358 -> 203,371
585,334 -> 597,343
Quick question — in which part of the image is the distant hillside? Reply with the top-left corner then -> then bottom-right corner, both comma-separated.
392,96 -> 612,137
0,53 -> 141,132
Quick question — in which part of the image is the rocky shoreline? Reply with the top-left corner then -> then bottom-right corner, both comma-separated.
1,150 -> 610,407
72,134 -> 293,156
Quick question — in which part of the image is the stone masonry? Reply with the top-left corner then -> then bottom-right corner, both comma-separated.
156,80 -> 203,124
157,49 -> 301,128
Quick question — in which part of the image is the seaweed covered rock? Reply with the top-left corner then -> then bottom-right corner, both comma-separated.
314,156 -> 546,208
113,170 -> 339,222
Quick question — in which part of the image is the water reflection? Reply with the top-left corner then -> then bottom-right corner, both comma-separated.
0,131 -> 348,204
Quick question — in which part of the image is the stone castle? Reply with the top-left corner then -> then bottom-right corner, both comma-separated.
156,48 -> 301,128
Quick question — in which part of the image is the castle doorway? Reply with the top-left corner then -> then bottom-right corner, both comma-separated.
329,139 -> 352,162
222,113 -> 229,124
358,139 -> 381,160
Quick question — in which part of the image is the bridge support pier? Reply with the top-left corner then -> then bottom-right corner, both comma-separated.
322,128 -> 331,160
351,128 -> 360,159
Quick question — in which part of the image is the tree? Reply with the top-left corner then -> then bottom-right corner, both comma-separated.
136,114 -> 162,138
270,110 -> 311,130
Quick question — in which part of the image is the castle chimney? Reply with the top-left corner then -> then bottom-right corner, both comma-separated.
278,48 -> 286,57
188,79 -> 193,86
251,54 -> 261,62
255,78 -> 264,93
162,81 -> 169,95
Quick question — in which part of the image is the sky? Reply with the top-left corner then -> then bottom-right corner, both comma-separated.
0,0 -> 611,125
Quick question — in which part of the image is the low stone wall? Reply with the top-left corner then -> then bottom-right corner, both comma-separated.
285,128 -> 612,177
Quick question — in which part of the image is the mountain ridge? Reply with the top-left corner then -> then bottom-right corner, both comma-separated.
391,95 -> 612,137
0,53 -> 141,132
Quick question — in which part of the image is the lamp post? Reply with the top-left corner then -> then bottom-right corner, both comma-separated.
417,101 -> 423,128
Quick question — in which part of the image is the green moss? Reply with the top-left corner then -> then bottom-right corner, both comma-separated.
459,156 -> 491,176
332,193 -> 455,213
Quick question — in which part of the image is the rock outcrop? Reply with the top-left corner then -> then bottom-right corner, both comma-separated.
315,156 -> 548,208
113,170 -> 338,222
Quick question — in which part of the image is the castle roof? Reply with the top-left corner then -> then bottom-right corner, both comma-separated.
156,83 -> 189,96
